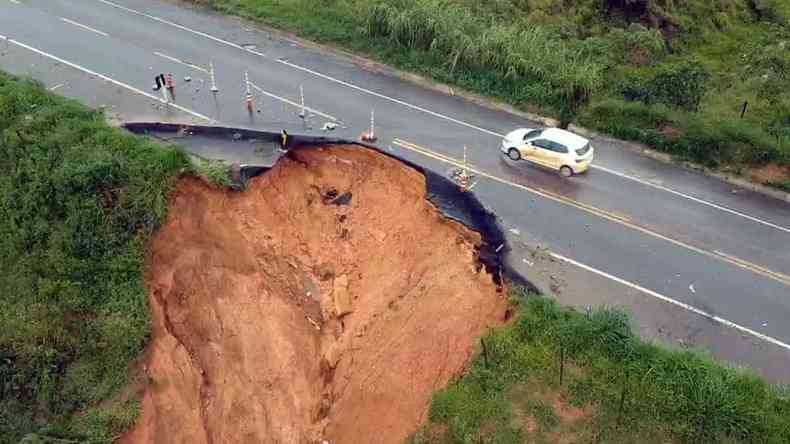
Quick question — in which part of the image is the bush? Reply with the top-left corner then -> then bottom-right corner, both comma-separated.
647,61 -> 710,111
604,28 -> 666,66
581,99 -> 786,166
363,0 -> 603,121
0,72 -> 187,441
416,292 -> 790,443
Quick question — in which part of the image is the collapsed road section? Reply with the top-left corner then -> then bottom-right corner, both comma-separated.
120,140 -> 513,443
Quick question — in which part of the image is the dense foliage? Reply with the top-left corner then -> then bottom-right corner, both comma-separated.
194,0 -> 790,171
412,292 -> 790,443
0,72 -> 188,442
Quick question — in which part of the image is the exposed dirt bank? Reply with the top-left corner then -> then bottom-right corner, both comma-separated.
121,145 -> 507,444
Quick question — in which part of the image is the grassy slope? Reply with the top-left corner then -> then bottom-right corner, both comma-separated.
192,0 -> 790,187
2,65 -> 789,443
0,72 -> 188,443
411,290 -> 790,444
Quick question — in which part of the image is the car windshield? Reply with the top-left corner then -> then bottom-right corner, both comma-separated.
524,129 -> 544,140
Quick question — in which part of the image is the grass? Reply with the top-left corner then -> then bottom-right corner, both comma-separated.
0,71 -> 193,443
191,156 -> 234,187
189,0 -> 790,180
3,68 -> 790,442
409,288 -> 790,444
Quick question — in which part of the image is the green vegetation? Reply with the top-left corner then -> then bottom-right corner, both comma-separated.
410,289 -> 790,444
190,0 -> 790,175
192,156 -> 233,187
3,66 -> 790,443
0,72 -> 189,442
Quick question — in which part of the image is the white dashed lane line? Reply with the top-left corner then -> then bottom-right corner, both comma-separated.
59,17 -> 109,37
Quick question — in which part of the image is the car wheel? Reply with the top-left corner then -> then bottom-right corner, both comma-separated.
507,148 -> 521,161
559,166 -> 573,178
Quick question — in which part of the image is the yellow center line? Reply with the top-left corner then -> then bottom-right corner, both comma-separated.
392,138 -> 790,288
394,138 -> 630,223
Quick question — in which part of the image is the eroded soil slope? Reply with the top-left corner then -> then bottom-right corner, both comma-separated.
122,145 -> 506,444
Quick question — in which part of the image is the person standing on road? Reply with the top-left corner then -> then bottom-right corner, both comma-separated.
280,129 -> 289,153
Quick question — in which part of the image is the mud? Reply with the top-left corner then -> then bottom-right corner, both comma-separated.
122,145 -> 507,443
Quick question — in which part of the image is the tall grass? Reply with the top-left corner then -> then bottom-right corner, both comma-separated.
188,0 -> 790,172
363,0 -> 603,115
413,290 -> 790,443
0,72 -> 188,442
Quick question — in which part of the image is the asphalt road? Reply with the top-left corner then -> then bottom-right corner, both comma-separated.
2,0 -> 790,380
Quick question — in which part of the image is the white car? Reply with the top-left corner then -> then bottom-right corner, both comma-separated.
501,127 -> 594,177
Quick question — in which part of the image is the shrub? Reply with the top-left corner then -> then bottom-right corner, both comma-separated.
605,28 -> 667,66
0,72 -> 187,441
647,61 -> 710,111
362,0 -> 603,123
418,293 -> 790,443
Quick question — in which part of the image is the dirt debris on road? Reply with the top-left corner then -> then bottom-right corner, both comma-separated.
121,145 -> 507,444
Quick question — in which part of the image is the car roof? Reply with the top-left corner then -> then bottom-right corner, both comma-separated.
540,128 -> 589,150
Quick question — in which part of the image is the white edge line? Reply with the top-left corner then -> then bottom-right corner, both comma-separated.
60,17 -> 110,37
154,51 -> 208,73
101,0 -> 493,135
277,58 -> 503,138
592,164 -> 790,234
95,0 -> 790,236
7,37 -> 213,123
248,81 -> 338,122
97,0 -> 264,57
393,138 -> 790,287
550,251 -> 790,352
9,3 -> 788,354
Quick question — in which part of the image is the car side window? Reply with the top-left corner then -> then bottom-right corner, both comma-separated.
548,141 -> 569,153
531,139 -> 551,149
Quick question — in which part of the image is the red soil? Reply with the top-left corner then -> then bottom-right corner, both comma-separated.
121,145 -> 506,444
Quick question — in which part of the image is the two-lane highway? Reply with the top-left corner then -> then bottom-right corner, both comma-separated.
3,0 -> 790,380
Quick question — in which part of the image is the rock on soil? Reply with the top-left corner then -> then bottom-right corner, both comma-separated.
121,145 -> 506,444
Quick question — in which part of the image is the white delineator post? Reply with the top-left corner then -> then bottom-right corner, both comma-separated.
370,109 -> 375,139
361,109 -> 377,142
209,61 -> 218,92
244,71 -> 253,111
298,84 -> 306,118
459,145 -> 470,191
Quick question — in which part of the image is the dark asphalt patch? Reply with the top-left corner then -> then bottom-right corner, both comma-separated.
123,122 -> 538,294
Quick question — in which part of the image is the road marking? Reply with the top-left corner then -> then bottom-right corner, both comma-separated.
275,59 -> 790,234
275,59 -> 503,137
591,164 -> 790,234
393,138 -> 790,287
96,0 -> 266,58
49,83 -> 64,91
2,36 -> 213,123
247,80 -> 339,122
154,51 -> 208,73
396,138 -> 478,170
92,0 -> 790,235
550,252 -> 790,352
395,138 -> 632,224
60,17 -> 109,37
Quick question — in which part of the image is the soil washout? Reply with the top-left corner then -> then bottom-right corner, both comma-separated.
122,145 -> 507,443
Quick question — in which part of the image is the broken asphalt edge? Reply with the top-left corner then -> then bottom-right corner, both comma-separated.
122,122 -> 542,297
224,22 -> 790,204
